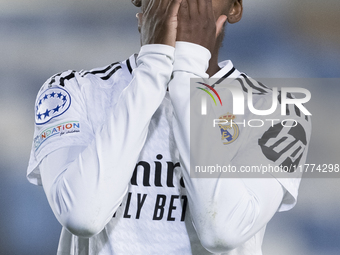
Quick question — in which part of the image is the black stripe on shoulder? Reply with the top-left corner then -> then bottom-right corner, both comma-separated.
59,71 -> 76,87
286,92 -> 293,115
48,70 -> 76,87
278,91 -> 291,115
257,81 -> 270,90
278,91 -> 282,104
235,78 -> 248,93
294,105 -> 301,117
49,72 -> 62,85
101,65 -> 122,80
80,62 -> 120,77
278,91 -> 310,121
126,58 -> 133,74
240,74 -> 268,95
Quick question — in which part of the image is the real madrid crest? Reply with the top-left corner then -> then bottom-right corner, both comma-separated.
218,113 -> 239,145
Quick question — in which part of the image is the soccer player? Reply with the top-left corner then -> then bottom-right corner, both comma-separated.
27,0 -> 311,254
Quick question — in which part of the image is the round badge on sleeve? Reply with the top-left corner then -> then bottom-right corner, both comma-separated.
35,87 -> 71,125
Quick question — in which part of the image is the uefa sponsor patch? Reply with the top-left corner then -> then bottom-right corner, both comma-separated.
34,121 -> 81,151
35,87 -> 71,125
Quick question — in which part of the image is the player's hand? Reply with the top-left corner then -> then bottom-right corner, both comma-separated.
137,0 -> 182,47
177,0 -> 227,54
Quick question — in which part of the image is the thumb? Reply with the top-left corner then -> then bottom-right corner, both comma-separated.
216,15 -> 228,38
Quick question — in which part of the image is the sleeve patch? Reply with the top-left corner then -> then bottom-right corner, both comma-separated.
35,87 -> 71,125
34,121 -> 81,152
258,122 -> 307,172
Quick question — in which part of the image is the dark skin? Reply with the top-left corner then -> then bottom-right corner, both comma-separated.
132,0 -> 243,77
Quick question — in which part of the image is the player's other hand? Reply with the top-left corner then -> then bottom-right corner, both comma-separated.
137,0 -> 182,47
177,0 -> 227,54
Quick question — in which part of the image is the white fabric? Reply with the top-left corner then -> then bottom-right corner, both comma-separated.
27,42 -> 311,255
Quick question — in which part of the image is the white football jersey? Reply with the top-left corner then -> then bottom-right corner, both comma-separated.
27,45 -> 311,255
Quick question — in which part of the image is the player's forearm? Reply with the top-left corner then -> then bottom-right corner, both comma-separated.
95,44 -> 175,174
169,42 -> 210,159
168,42 -> 284,252
41,45 -> 175,238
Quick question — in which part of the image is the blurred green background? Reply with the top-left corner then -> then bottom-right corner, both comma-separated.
0,0 -> 339,254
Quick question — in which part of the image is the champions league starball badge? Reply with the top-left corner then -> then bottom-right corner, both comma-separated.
218,113 -> 239,145
35,87 -> 71,125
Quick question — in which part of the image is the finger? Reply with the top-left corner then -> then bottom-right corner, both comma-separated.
158,0 -> 171,11
160,0 -> 178,13
166,0 -> 182,18
197,0 -> 206,15
215,15 -> 228,38
145,0 -> 157,14
187,0 -> 199,18
177,0 -> 189,40
206,0 -> 213,18
178,0 -> 189,19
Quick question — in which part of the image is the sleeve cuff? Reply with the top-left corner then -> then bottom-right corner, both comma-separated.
173,42 -> 211,77
137,44 -> 175,64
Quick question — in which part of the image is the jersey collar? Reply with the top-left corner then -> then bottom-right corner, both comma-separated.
125,54 -> 138,75
210,60 -> 241,88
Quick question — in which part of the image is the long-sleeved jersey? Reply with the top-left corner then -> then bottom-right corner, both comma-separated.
27,43 -> 311,255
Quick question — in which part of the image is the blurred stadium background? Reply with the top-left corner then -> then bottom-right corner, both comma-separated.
0,0 -> 339,254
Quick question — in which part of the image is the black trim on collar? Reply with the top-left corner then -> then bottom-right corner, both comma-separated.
212,67 -> 236,88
